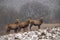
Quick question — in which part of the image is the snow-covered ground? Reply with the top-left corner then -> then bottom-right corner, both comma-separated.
0,27 -> 60,40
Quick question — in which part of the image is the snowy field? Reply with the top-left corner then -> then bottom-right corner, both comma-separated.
0,26 -> 60,40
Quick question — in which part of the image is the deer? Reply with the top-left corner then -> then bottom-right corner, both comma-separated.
6,18 -> 20,33
29,16 -> 44,30
18,19 -> 30,32
6,23 -> 19,33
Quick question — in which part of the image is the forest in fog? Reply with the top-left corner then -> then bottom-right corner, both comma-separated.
0,0 -> 60,28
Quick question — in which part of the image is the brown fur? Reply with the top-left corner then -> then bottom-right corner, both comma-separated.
29,18 -> 43,30
6,23 -> 19,33
18,20 -> 30,32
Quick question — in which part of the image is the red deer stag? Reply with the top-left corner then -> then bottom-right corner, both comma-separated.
6,23 -> 19,33
18,19 -> 30,32
6,18 -> 20,33
29,17 -> 44,30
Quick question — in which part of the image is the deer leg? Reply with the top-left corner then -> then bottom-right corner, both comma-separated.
18,25 -> 22,32
30,24 -> 32,31
38,25 -> 40,29
14,27 -> 18,33
18,26 -> 21,32
26,27 -> 28,31
14,30 -> 17,33
6,28 -> 10,33
24,27 -> 28,32
23,27 -> 26,32
18,28 -> 21,32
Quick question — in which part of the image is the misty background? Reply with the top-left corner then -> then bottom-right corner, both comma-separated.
0,0 -> 60,35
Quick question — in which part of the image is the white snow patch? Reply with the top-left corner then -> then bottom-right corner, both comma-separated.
0,27 -> 60,40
